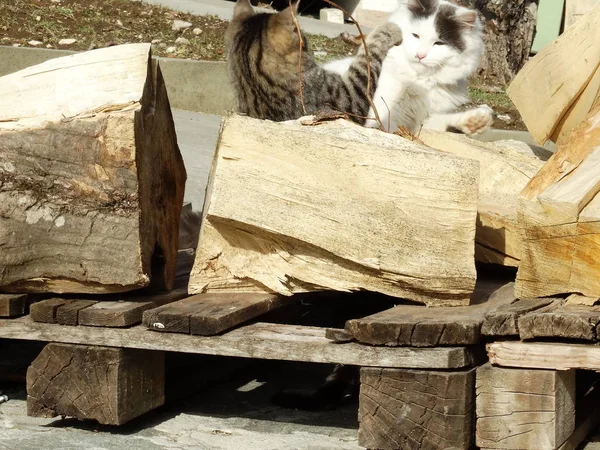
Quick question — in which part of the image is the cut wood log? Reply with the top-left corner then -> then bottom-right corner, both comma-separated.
2,317 -> 476,369
517,299 -> 600,341
0,44 -> 186,294
476,363 -> 576,450
26,343 -> 164,425
359,367 -> 475,450
419,130 -> 548,266
189,116 -> 479,306
516,104 -> 600,299
507,3 -> 600,144
142,293 -> 295,335
345,279 -> 515,347
481,297 -> 553,337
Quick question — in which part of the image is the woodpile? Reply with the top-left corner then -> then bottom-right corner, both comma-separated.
0,43 -> 186,294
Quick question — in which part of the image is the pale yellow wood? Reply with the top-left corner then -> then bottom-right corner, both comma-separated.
565,0 -> 600,29
0,44 -> 186,293
488,341 -> 600,371
476,362 -> 576,450
190,116 -> 479,306
565,293 -> 599,306
516,105 -> 600,299
420,130 -> 546,266
507,3 -> 600,144
0,317 -> 474,369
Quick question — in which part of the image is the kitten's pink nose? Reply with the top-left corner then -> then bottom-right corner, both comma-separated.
416,53 -> 427,60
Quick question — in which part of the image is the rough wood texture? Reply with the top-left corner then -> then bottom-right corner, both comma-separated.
487,341 -> 600,370
359,367 -> 475,450
0,293 -> 32,318
1,317 -> 475,368
565,293 -> 599,306
481,297 -> 553,336
55,300 -> 97,325
420,130 -> 548,266
0,44 -> 186,294
476,363 -> 576,450
190,116 -> 479,306
346,279 -> 515,347
518,299 -> 600,341
516,104 -> 600,299
26,343 -> 164,425
143,293 -> 294,335
29,298 -> 67,324
557,380 -> 600,450
507,3 -> 600,144
78,301 -> 153,328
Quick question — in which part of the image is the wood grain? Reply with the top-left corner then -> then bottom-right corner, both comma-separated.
346,280 -> 515,346
359,367 -> 475,450
26,343 -> 164,425
0,294 -> 32,318
476,362 -> 575,449
481,297 -> 553,337
55,300 -> 97,326
78,301 -> 153,328
0,44 -> 186,294
0,317 -> 475,369
189,116 -> 479,306
29,298 -> 67,324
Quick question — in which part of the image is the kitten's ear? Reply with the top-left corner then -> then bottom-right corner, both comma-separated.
406,0 -> 438,16
456,9 -> 478,28
233,0 -> 255,21
276,1 -> 301,29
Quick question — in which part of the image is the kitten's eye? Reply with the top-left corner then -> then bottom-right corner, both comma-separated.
412,33 -> 420,39
434,41 -> 445,45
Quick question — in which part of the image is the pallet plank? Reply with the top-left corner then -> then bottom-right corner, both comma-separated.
78,301 -> 153,328
55,300 -> 97,326
488,341 -> 600,371
0,317 -> 475,369
518,300 -> 600,341
346,280 -> 515,346
29,298 -> 67,324
482,297 -> 554,336
0,294 -> 32,318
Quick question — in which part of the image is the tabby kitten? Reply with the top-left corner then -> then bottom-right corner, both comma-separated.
225,0 -> 403,123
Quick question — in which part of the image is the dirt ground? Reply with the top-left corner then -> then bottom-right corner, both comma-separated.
0,0 -> 525,130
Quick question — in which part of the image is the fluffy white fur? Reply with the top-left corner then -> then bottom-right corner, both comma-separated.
323,0 -> 493,135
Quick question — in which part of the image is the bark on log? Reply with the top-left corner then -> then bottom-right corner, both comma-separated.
0,44 -> 186,294
419,130 -> 548,266
189,116 -> 479,306
516,104 -> 600,299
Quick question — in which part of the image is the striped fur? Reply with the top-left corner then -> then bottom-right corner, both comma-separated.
225,0 -> 402,123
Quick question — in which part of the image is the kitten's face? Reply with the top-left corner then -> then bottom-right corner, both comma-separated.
397,0 -> 479,73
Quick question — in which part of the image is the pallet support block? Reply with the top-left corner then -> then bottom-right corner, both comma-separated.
476,363 -> 575,449
26,343 -> 164,425
359,367 -> 475,450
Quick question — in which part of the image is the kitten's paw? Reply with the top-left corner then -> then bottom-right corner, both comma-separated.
373,22 -> 403,47
458,105 -> 494,135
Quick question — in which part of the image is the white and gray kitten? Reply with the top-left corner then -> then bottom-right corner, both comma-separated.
324,0 -> 493,135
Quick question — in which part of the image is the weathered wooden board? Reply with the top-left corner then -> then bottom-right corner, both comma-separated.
0,294 -> 33,318
78,301 -> 153,328
27,343 -> 164,425
143,293 -> 294,335
507,3 -> 600,144
0,44 -> 186,294
0,317 -> 475,369
557,380 -> 600,450
29,298 -> 67,324
517,104 -> 600,299
420,130 -> 548,266
487,341 -> 600,371
476,362 -> 575,450
481,297 -> 554,336
517,299 -> 600,341
55,300 -> 98,326
345,279 -> 515,347
359,367 -> 475,450
190,116 -> 479,306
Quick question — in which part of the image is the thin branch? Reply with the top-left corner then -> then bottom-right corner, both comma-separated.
321,0 -> 385,131
289,1 -> 307,115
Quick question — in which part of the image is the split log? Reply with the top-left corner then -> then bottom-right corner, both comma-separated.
507,3 -> 600,144
516,104 -> 600,299
419,130 -> 548,266
26,343 -> 164,425
476,363 -> 575,450
189,116 -> 479,306
0,44 -> 186,294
